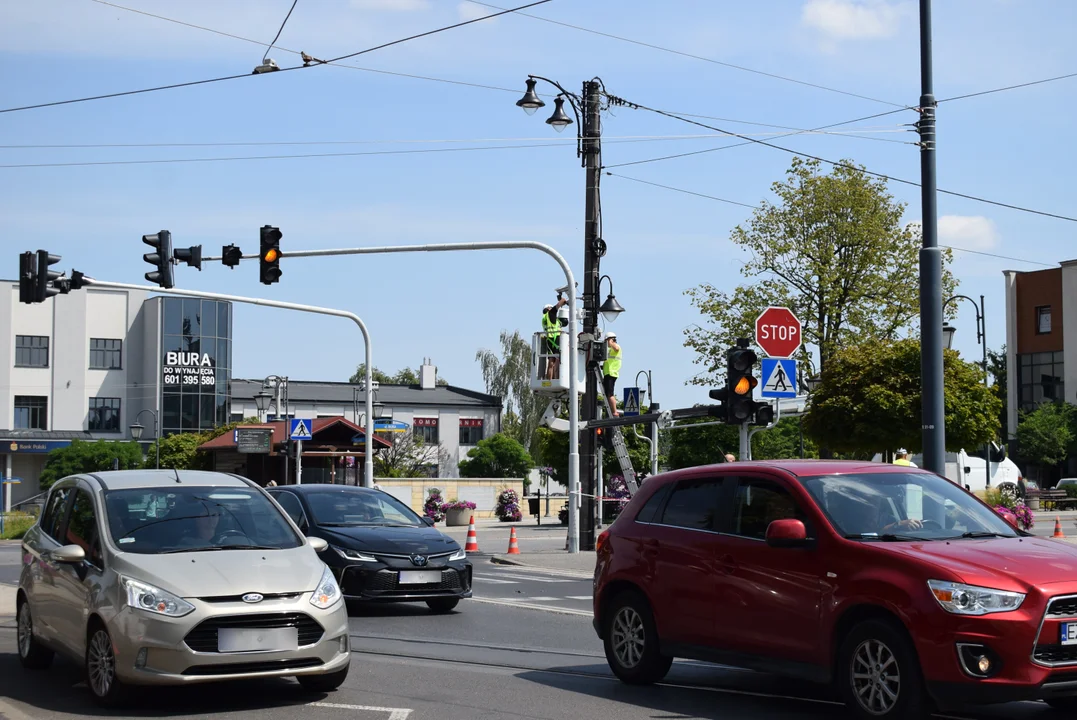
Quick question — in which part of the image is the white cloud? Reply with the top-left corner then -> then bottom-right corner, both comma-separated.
938,215 -> 1001,251
801,0 -> 909,41
351,0 -> 430,10
456,2 -> 491,21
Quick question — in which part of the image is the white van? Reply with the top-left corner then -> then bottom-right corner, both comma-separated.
872,443 -> 1024,496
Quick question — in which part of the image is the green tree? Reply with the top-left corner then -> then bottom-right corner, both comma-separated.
348,364 -> 447,386
752,417 -> 816,460
374,431 -> 438,478
664,415 -> 811,469
683,157 -> 957,384
803,339 -> 1000,454
1015,402 -> 1075,468
145,418 -> 262,471
39,440 -> 144,490
475,330 -> 542,451
987,346 -> 1007,440
458,433 -> 533,479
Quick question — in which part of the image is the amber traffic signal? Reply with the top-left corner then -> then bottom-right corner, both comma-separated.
259,225 -> 282,284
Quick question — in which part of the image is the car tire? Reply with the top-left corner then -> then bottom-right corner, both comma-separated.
426,598 -> 460,613
297,664 -> 350,693
86,624 -> 130,707
16,600 -> 54,670
602,590 -> 672,685
838,619 -> 928,720
1046,696 -> 1077,712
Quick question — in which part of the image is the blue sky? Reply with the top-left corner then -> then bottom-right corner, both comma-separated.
2,0 -> 1075,410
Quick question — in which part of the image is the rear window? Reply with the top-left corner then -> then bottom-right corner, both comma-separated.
634,484 -> 671,524
104,486 -> 303,554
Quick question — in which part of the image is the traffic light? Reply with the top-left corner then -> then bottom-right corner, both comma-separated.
19,251 -> 36,304
595,426 -> 613,450
36,250 -> 62,303
259,226 -> 282,284
142,231 -> 174,288
173,245 -> 202,271
222,244 -> 242,269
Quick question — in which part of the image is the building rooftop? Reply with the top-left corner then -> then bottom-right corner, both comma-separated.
232,378 -> 502,408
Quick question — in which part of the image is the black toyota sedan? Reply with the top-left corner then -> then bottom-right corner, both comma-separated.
268,485 -> 472,613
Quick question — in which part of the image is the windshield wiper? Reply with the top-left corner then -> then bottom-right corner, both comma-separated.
843,533 -> 923,542
159,546 -> 226,554
215,544 -> 279,551
953,531 -> 1014,540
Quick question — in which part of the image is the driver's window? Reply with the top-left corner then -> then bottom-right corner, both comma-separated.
272,491 -> 307,528
731,478 -> 804,540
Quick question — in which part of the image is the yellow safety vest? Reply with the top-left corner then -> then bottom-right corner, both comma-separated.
603,345 -> 621,378
542,312 -> 560,342
893,458 -> 913,466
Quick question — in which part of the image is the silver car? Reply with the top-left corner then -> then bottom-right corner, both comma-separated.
15,470 -> 351,706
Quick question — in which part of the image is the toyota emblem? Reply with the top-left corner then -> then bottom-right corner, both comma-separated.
410,555 -> 428,567
242,593 -> 264,604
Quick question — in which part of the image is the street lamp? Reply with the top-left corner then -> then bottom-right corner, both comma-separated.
598,275 -> 625,324
545,96 -> 573,132
944,294 -> 990,489
942,322 -> 956,350
130,409 -> 160,469
515,78 -> 545,115
255,389 -> 272,419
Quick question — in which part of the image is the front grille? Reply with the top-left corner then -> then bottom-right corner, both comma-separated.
1035,645 -> 1077,664
182,658 -> 322,676
184,613 -> 324,653
1049,599 -> 1077,617
342,568 -> 463,596
198,592 -> 303,603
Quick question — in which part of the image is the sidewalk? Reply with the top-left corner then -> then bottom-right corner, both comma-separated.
491,551 -> 596,576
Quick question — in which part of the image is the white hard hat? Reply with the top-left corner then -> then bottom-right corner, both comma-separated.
543,304 -> 553,310
896,448 -> 908,455
606,331 -> 617,340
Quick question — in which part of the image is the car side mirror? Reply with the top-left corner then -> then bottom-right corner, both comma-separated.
52,544 -> 87,563
307,536 -> 328,552
765,519 -> 810,549
422,517 -> 435,527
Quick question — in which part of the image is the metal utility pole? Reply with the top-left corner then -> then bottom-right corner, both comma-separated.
917,0 -> 945,474
580,79 -> 603,552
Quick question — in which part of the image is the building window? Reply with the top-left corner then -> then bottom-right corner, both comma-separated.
459,418 -> 484,445
1036,306 -> 1052,334
89,338 -> 123,369
14,396 -> 48,430
414,417 -> 439,445
89,397 -> 121,432
229,413 -> 245,424
1017,351 -> 1064,412
15,336 -> 49,368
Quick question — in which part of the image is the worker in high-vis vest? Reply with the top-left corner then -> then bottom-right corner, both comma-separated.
602,331 -> 622,415
542,296 -> 568,380
893,448 -> 917,467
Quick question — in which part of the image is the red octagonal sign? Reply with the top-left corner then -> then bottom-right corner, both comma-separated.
755,306 -> 802,358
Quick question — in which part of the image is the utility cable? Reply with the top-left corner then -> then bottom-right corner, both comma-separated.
263,0 -> 299,63
606,172 -> 1057,268
938,71 -> 1077,103
0,0 -> 554,114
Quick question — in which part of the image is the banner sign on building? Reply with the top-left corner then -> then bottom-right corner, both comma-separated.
236,427 -> 273,454
459,419 -> 484,428
163,352 -> 216,388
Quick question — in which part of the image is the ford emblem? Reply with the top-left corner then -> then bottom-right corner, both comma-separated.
242,593 -> 264,604
410,555 -> 428,567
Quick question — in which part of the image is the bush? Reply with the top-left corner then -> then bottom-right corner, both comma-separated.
495,488 -> 522,522
1,512 -> 35,540
39,440 -> 144,490
459,434 -> 533,479
424,488 -> 445,523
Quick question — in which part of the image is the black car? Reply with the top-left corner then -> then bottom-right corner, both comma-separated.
267,485 -> 471,612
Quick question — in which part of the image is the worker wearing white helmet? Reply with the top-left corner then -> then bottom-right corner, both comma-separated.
602,331 -> 622,416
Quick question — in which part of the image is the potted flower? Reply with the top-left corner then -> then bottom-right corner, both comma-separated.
495,488 -> 522,522
440,499 -> 477,527
424,488 -> 445,525
994,502 -> 1034,531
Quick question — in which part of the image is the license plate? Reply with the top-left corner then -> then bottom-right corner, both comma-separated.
1063,623 -> 1077,646
398,570 -> 441,585
217,627 -> 298,653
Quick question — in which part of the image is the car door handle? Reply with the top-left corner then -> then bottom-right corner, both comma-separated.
718,554 -> 736,574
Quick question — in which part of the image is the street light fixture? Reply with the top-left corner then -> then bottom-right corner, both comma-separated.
942,322 -> 957,350
255,389 -> 272,415
546,96 -> 573,132
597,275 -> 625,324
130,409 -> 160,469
515,78 -> 545,115
804,376 -> 822,393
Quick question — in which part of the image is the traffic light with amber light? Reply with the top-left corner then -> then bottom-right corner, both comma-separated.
36,250 -> 63,303
142,231 -> 174,288
259,225 -> 282,284
727,339 -> 758,423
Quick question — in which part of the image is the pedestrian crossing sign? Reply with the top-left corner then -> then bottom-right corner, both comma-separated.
289,418 -> 313,440
760,358 -> 797,399
623,387 -> 640,416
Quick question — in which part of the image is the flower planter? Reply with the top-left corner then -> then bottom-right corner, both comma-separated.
445,508 -> 472,527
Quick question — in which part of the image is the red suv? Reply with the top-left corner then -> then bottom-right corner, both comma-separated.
593,460 -> 1077,719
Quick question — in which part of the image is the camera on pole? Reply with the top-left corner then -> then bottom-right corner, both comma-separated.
259,226 -> 282,285
142,231 -> 174,288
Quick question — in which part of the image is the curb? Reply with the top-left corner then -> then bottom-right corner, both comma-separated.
489,554 -> 594,579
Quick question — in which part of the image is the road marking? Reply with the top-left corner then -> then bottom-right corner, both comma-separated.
471,597 -> 592,616
472,576 -> 518,584
487,572 -> 573,583
312,702 -> 412,719
565,595 -> 593,600
527,596 -> 559,601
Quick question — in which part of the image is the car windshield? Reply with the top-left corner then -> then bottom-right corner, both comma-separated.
104,486 -> 304,554
800,472 -> 1019,541
306,490 -> 422,527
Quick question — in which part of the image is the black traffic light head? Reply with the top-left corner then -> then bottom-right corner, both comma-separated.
726,340 -> 759,423
173,245 -> 202,271
19,251 -> 36,304
36,250 -> 62,303
259,225 -> 282,285
142,231 -> 174,288
753,402 -> 775,426
222,244 -> 242,269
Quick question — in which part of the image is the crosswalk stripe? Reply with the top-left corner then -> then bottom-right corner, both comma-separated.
472,576 -> 518,585
486,572 -> 573,583
565,595 -> 593,600
527,596 -> 559,601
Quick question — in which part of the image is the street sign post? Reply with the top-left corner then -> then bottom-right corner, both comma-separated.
623,387 -> 640,417
761,358 -> 798,399
755,307 -> 802,358
290,419 -> 312,485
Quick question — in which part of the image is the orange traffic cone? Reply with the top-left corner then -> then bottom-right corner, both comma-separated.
464,515 -> 480,553
1055,517 -> 1065,539
507,527 -> 521,555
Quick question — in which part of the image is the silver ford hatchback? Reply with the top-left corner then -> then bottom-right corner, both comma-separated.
16,470 -> 351,706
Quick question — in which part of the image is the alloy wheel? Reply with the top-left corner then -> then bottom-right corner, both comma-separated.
17,604 -> 32,658
611,606 -> 645,669
87,630 -> 116,698
851,638 -> 901,716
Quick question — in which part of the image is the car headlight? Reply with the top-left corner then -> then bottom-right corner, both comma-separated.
928,580 -> 1025,615
448,548 -> 466,561
310,564 -> 342,610
121,576 -> 195,618
333,545 -> 377,562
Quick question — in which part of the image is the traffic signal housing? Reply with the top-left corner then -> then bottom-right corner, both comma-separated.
173,245 -> 202,271
727,342 -> 758,423
19,251 -> 36,304
36,250 -> 62,303
259,226 -> 282,284
142,231 -> 174,288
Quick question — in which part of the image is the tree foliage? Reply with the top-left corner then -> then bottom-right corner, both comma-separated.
665,416 -> 813,470
459,433 -> 533,479
986,345 -> 1007,440
683,157 -> 957,385
1015,402 -> 1075,468
374,431 -> 439,478
532,411 -> 658,484
39,440 -> 144,490
348,363 -> 447,386
803,339 -> 1000,454
475,330 -> 542,451
144,417 -> 262,472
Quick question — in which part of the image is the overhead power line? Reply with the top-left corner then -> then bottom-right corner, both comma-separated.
0,0 -> 555,114
606,172 -> 1057,268
938,71 -> 1077,103
263,0 -> 299,63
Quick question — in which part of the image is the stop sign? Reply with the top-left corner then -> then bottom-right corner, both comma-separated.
755,307 -> 802,358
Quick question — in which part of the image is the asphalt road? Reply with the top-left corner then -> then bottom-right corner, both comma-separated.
471,561 -> 592,615
0,542 -> 20,586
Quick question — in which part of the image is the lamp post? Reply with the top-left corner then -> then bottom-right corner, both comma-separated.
944,294 -> 989,488
255,389 -> 271,421
598,275 -> 625,325
262,375 -> 290,483
129,409 -> 159,469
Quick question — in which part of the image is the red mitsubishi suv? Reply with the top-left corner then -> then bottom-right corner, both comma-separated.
593,460 -> 1077,719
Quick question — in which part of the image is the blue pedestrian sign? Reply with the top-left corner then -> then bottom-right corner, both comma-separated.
623,387 -> 640,417
760,358 -> 797,399
289,418 -> 313,441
